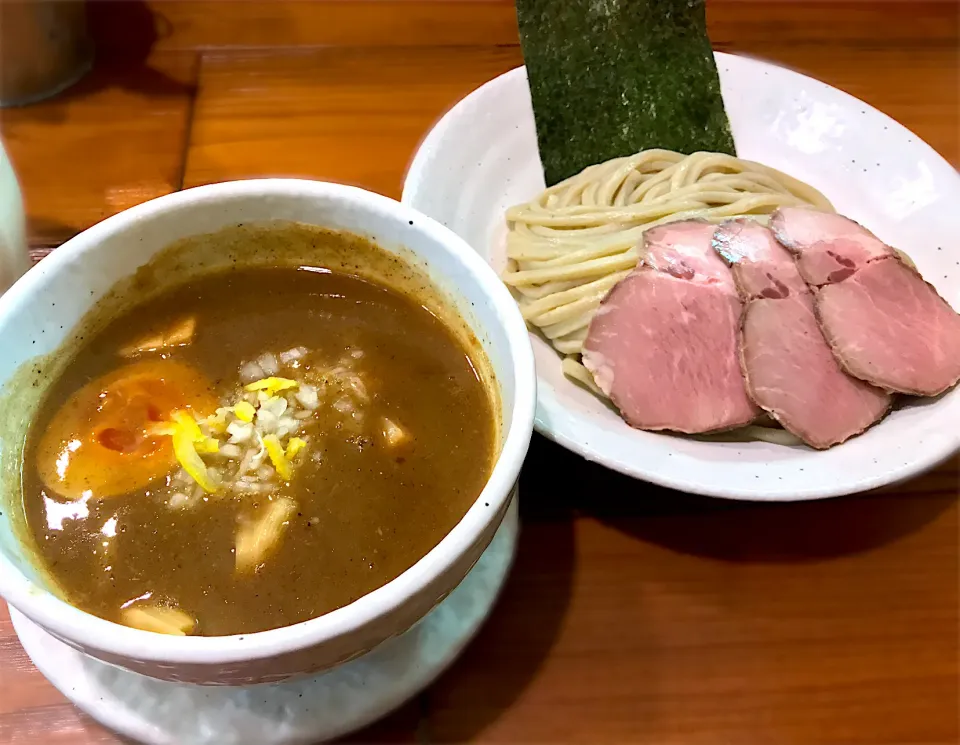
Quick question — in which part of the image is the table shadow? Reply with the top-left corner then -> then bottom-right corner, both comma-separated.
534,435 -> 958,564
421,434 -> 577,743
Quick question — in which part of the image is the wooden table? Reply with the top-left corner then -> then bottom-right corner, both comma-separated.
1,1 -> 957,742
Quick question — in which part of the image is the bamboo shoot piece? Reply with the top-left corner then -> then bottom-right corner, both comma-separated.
119,316 -> 196,357
380,417 -> 411,448
235,496 -> 297,574
121,604 -> 196,636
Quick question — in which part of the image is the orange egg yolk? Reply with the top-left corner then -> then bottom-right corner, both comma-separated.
36,359 -> 219,500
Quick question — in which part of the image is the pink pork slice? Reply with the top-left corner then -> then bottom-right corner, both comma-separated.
713,219 -> 890,448
771,207 -> 960,396
582,220 -> 759,434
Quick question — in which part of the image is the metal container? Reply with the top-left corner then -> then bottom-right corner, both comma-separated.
0,0 -> 93,107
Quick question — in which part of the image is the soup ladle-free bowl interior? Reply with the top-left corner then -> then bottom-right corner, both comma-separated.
0,180 -> 536,685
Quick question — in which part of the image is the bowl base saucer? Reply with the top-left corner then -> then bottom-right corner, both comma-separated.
10,497 -> 518,745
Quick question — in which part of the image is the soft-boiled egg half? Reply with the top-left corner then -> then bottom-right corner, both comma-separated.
36,359 -> 218,500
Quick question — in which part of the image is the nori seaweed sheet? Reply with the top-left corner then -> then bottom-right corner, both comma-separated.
516,0 -> 736,186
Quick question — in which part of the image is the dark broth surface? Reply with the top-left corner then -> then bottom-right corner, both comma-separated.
22,266 -> 495,635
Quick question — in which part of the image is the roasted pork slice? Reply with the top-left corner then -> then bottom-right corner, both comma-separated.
582,220 -> 758,434
771,207 -> 960,396
770,207 -> 891,285
713,220 -> 890,448
817,257 -> 960,396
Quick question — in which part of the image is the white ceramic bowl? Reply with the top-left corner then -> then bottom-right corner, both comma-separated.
0,180 -> 536,684
403,57 -> 960,501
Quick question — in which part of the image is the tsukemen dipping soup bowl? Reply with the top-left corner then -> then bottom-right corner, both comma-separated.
0,180 -> 536,684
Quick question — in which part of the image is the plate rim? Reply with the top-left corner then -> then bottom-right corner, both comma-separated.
403,53 -> 960,501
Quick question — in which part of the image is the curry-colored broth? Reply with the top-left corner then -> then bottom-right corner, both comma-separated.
22,266 -> 496,635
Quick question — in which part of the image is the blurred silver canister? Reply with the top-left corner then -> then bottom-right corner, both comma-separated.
0,0 -> 93,107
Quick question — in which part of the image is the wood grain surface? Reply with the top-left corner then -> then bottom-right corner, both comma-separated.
183,46 -> 524,194
1,49 -> 198,250
0,1 -> 957,743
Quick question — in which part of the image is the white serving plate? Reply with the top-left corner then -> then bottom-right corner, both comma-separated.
403,54 -> 960,500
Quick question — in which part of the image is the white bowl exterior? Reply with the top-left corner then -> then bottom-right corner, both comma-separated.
0,141 -> 29,294
402,57 -> 960,500
0,180 -> 536,683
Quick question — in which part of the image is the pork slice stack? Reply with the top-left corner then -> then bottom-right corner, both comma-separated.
771,207 -> 960,396
582,220 -> 759,433
713,219 -> 891,449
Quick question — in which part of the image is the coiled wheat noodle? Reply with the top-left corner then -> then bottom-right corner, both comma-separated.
503,150 -> 834,445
